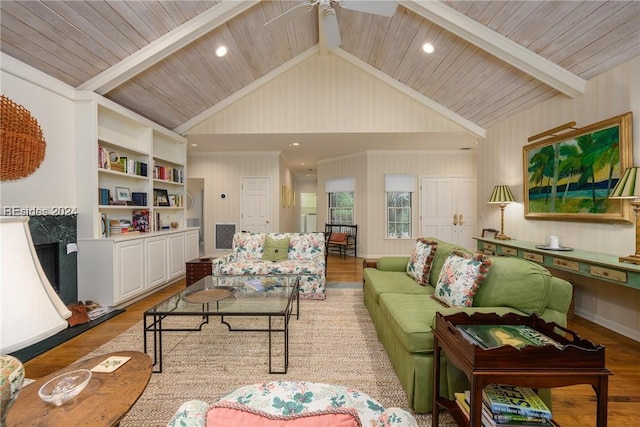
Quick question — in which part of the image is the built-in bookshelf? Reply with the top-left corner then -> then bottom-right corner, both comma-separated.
75,95 -> 187,238
75,92 -> 197,307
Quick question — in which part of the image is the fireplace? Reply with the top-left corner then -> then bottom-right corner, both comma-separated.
35,242 -> 60,294
29,215 -> 77,305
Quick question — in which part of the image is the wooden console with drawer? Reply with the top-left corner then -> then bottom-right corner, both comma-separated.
476,237 -> 639,289
185,257 -> 214,286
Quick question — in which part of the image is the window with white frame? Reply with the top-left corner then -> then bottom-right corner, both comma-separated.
387,192 -> 411,237
328,192 -> 354,224
385,175 -> 415,238
326,177 -> 355,224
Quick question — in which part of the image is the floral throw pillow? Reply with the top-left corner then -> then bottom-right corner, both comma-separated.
434,251 -> 492,307
406,239 -> 438,285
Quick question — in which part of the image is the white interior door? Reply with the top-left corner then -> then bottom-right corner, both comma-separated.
456,178 -> 477,249
241,177 -> 271,232
420,177 -> 477,250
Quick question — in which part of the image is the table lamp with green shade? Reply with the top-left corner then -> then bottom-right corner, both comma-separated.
609,166 -> 640,264
488,184 -> 515,240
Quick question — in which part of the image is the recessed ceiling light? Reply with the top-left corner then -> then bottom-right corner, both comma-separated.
215,46 -> 228,57
291,142 -> 300,146
191,143 -> 198,147
300,162 -> 305,165
422,43 -> 434,54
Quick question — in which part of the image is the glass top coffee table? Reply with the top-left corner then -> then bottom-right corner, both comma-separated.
143,275 -> 300,374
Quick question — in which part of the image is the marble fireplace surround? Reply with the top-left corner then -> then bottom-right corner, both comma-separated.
28,215 -> 77,305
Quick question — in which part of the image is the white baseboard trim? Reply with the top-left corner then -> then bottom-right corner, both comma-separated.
574,307 -> 640,342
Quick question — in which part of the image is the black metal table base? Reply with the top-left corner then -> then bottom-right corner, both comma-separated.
143,285 -> 299,374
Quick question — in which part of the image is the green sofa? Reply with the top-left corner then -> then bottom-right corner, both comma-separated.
363,238 -> 573,413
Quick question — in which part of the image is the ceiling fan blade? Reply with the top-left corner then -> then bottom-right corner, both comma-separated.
321,7 -> 341,49
340,0 -> 398,17
264,2 -> 316,31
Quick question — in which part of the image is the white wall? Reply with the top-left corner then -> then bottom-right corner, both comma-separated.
0,54 -> 76,212
317,150 -> 477,257
478,56 -> 640,340
187,151 -> 281,254
187,54 -> 468,135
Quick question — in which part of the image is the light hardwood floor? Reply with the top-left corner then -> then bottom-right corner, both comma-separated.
22,255 -> 640,425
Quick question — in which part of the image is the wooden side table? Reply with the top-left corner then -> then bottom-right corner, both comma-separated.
186,257 -> 214,286
431,312 -> 611,427
6,351 -> 151,427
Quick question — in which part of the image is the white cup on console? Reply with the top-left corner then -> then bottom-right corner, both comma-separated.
548,235 -> 560,249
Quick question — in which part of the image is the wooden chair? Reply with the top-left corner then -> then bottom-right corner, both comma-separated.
325,224 -> 357,259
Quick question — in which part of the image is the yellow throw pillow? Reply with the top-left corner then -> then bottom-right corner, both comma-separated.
262,236 -> 290,262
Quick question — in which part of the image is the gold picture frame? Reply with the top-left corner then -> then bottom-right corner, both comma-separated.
281,185 -> 288,207
523,112 -> 633,224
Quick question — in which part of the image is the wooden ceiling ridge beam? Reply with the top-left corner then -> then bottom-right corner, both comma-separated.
77,0 -> 260,94
174,46 -> 320,135
331,48 -> 486,139
401,0 -> 586,98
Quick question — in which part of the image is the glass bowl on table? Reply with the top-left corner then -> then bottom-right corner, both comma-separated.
38,369 -> 92,406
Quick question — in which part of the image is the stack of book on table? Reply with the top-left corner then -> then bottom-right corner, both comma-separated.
455,384 -> 553,427
456,324 -> 564,350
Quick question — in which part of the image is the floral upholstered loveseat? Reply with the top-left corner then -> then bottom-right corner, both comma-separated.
211,232 -> 327,300
167,381 -> 419,426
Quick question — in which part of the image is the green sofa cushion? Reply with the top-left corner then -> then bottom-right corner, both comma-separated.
363,268 -> 432,305
426,238 -> 472,288
376,256 -> 410,272
378,293 -> 438,353
378,293 -> 529,354
262,235 -> 290,261
472,256 -> 552,315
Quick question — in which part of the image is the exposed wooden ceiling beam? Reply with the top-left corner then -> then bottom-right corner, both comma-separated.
402,0 -> 586,98
78,0 -> 259,94
331,48 -> 486,139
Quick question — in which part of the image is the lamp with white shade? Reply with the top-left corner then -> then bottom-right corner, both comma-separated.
609,166 -> 640,264
488,185 -> 515,240
1,216 -> 71,353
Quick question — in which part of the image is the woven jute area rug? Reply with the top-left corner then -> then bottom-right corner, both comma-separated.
84,287 -> 456,426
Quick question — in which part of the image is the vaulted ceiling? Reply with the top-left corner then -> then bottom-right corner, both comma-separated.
2,0 -> 639,176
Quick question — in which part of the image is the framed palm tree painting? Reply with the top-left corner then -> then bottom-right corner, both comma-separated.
523,112 -> 633,224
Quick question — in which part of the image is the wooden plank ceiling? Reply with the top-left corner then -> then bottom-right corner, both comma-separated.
2,0 -> 639,133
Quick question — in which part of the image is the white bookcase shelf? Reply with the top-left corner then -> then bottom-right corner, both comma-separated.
75,92 -> 196,308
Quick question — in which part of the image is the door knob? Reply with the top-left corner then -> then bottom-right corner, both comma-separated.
453,214 -> 458,225
458,214 -> 464,225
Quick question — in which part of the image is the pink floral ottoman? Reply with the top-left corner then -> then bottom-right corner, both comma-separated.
167,381 -> 418,426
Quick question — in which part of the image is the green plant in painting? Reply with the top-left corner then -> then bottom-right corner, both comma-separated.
528,125 -> 620,214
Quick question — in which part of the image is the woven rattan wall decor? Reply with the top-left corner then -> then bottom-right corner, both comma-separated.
1,94 -> 46,181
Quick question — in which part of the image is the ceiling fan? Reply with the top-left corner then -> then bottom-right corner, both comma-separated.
264,1 -> 398,49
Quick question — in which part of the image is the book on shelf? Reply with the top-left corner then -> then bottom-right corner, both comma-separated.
455,392 -> 470,420
99,188 -> 110,205
482,384 -> 552,420
457,324 -> 564,350
131,192 -> 147,206
132,210 -> 150,233
168,194 -> 184,207
458,390 -> 552,427
153,165 -> 183,183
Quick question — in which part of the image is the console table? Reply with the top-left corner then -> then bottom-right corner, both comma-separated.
475,237 -> 640,290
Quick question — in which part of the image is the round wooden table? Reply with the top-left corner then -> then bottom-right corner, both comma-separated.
6,351 -> 152,427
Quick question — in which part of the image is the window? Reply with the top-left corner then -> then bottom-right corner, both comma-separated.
326,177 -> 355,224
385,174 -> 415,238
387,192 -> 411,238
328,192 -> 354,224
